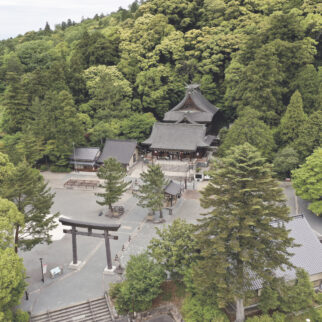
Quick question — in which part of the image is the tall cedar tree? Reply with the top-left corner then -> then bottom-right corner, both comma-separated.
2,161 -> 58,252
96,158 -> 129,212
136,165 -> 167,218
278,90 -> 307,145
2,72 -> 30,134
194,143 -> 294,322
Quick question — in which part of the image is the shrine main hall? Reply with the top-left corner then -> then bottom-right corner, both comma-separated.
143,84 -> 224,160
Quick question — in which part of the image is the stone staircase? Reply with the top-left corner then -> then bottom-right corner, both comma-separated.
30,296 -> 113,322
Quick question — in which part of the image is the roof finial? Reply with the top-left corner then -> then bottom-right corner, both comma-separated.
185,83 -> 201,94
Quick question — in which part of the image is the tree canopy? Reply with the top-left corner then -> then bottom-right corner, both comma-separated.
0,0 -> 321,167
2,161 -> 58,251
96,158 -> 129,212
292,147 -> 322,216
219,108 -> 275,159
135,165 -> 167,218
110,253 -> 166,314
194,143 -> 294,321
148,219 -> 197,279
0,248 -> 26,321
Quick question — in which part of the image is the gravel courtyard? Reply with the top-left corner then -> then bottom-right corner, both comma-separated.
19,171 -> 202,315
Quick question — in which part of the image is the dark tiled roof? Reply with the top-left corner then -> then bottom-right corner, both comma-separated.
204,135 -> 217,145
164,85 -> 219,123
98,139 -> 137,165
70,147 -> 100,162
251,215 -> 322,290
279,215 -> 322,278
175,113 -> 198,124
143,123 -> 209,151
164,181 -> 181,196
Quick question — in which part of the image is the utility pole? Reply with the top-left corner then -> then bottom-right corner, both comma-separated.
73,142 -> 78,172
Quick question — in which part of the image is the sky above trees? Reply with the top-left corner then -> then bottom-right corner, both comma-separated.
0,0 -> 134,39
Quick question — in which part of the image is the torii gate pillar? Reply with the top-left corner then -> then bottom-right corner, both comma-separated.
59,217 -> 120,272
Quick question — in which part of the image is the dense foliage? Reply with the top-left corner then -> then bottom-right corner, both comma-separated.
0,159 -> 58,251
148,219 -> 197,279
259,269 -> 315,314
194,143 -> 294,321
109,253 -> 166,314
292,147 -> 322,215
0,248 -> 26,321
135,164 -> 167,218
0,197 -> 27,320
181,294 -> 229,322
0,0 -> 321,167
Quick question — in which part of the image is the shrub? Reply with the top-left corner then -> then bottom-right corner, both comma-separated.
181,294 -> 229,322
109,282 -> 122,299
113,253 -> 166,314
14,309 -> 30,322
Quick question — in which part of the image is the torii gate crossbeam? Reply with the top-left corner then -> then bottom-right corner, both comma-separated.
59,217 -> 120,270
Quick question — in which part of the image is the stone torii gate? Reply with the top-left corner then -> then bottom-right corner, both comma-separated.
59,217 -> 120,272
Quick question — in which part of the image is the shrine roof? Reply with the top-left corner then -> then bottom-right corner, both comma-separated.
98,139 -> 137,165
69,147 -> 100,162
142,122 -> 209,152
163,84 -> 219,123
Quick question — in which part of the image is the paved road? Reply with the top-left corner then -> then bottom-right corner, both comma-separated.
298,197 -> 322,236
20,172 -> 202,315
282,182 -> 322,236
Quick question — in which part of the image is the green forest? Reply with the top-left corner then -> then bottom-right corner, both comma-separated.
0,0 -> 321,170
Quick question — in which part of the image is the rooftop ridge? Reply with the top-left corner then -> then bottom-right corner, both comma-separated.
104,138 -> 137,143
154,122 -> 205,127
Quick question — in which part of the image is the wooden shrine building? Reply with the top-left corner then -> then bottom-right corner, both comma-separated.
142,122 -> 215,160
143,84 -> 223,159
69,147 -> 101,171
163,84 -> 224,134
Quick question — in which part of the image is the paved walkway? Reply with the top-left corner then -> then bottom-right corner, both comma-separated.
19,172 -> 202,315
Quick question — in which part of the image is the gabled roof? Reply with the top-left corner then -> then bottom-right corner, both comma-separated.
251,215 -> 322,290
143,123 -> 209,151
164,181 -> 181,196
175,113 -> 198,124
164,84 -> 219,123
70,147 -> 100,162
278,215 -> 322,279
97,139 -> 137,165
